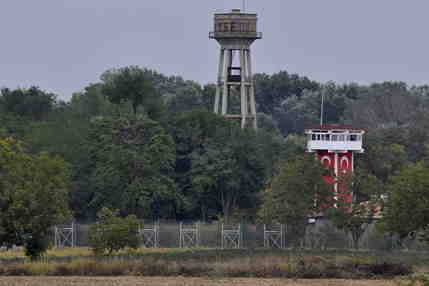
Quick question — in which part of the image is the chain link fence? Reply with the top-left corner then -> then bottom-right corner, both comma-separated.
52,218 -> 429,251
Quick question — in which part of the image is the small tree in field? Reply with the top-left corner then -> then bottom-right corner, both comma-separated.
269,155 -> 332,246
379,162 -> 429,246
0,138 -> 71,260
328,169 -> 382,249
89,208 -> 141,255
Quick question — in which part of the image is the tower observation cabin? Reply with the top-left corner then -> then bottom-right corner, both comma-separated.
305,125 -> 365,154
210,9 -> 262,129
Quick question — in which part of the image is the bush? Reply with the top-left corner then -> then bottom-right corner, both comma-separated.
88,208 -> 141,255
24,234 -> 49,261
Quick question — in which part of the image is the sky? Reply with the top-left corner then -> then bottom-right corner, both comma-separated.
1,0 -> 429,100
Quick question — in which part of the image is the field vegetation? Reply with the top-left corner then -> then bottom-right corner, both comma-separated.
0,277 -> 411,286
0,248 -> 420,279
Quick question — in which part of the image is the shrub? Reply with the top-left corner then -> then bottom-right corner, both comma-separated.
88,208 -> 141,255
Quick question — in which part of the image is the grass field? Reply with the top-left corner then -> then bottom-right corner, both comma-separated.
0,277 -> 402,286
0,248 -> 425,279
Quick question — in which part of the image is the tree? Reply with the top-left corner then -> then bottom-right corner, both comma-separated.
344,82 -> 422,129
165,86 -> 204,114
0,87 -> 56,121
0,138 -> 71,259
171,110 -> 266,222
358,132 -> 408,183
327,169 -> 383,249
379,162 -> 429,243
269,154 -> 332,244
89,207 -> 141,255
101,66 -> 163,117
254,71 -> 319,115
70,84 -> 116,119
80,115 -> 178,219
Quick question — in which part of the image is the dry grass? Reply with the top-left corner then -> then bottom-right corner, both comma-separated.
0,249 -> 416,279
0,256 -> 412,278
0,277 -> 400,286
0,247 -> 196,260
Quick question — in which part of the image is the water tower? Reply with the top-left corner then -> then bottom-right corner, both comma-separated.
210,9 -> 262,129
305,125 -> 365,204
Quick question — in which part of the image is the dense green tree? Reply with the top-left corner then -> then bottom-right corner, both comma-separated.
358,132 -> 408,183
0,87 -> 56,121
70,84 -> 116,119
254,71 -> 320,115
328,169 -> 383,249
171,110 -> 267,222
0,138 -> 71,259
344,82 -> 423,129
268,154 -> 332,244
101,66 -> 163,117
77,115 -> 177,219
0,113 -> 30,139
379,162 -> 429,243
165,82 -> 208,114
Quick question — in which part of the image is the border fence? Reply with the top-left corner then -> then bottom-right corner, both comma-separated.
51,218 -> 429,251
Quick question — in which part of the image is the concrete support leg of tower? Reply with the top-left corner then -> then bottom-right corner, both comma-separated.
240,49 -> 247,129
222,50 -> 230,115
246,49 -> 257,130
214,49 -> 225,114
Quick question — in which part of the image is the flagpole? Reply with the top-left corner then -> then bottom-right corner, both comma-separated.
320,91 -> 324,126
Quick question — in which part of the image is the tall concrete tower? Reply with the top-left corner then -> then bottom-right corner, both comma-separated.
210,9 -> 262,129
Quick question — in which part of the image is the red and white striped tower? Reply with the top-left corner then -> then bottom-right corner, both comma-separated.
305,125 -> 365,205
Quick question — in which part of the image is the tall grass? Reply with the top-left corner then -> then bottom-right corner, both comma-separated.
0,255 -> 412,278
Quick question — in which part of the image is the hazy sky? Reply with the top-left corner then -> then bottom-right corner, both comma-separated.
1,0 -> 428,100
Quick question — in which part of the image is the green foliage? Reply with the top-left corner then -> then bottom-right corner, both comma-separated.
24,234 -> 49,260
89,207 -> 141,255
0,87 -> 56,121
268,155 -> 332,243
0,138 -> 71,259
80,115 -> 177,219
0,113 -> 31,139
3,66 -> 429,225
70,84 -> 117,119
380,162 -> 429,242
101,66 -> 163,117
328,169 -> 383,249
172,110 -> 267,222
254,71 -> 320,115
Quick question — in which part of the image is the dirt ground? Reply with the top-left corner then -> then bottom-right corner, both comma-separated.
0,277 -> 400,286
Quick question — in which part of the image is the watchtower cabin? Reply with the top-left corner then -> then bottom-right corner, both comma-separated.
210,9 -> 262,129
305,125 -> 365,204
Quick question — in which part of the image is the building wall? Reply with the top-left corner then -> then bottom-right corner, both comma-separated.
316,151 -> 353,205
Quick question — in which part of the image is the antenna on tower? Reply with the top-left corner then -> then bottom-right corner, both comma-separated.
243,0 -> 246,12
320,91 -> 325,126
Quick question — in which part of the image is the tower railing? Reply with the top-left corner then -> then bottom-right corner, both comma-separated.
209,31 -> 262,39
